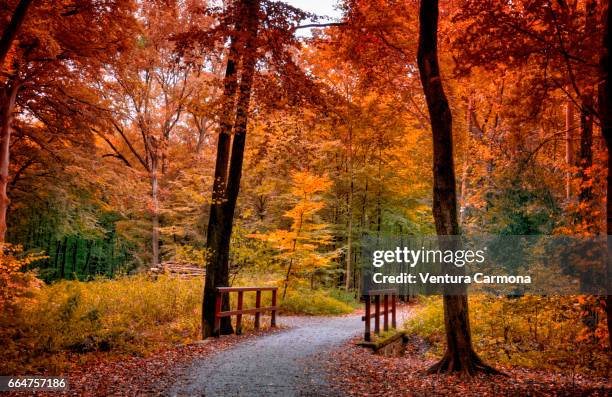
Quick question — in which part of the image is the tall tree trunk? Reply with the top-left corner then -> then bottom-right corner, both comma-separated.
53,239 -> 61,277
579,93 -> 594,207
566,101 -> 574,201
346,123 -> 354,291
0,79 -> 19,242
60,236 -> 68,279
417,0 -> 498,375
84,241 -> 93,277
283,219 -> 302,299
150,150 -> 160,268
376,146 -> 382,237
361,175 -> 368,229
599,0 -> 612,350
202,0 -> 259,338
578,0 -> 597,225
0,0 -> 33,71
459,97 -> 473,225
201,51 -> 238,337
71,238 -> 78,277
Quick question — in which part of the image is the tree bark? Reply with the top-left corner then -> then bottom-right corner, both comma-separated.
202,0 -> 259,338
578,0 -> 597,223
53,239 -> 61,277
417,0 -> 499,375
0,0 -> 33,71
84,241 -> 93,276
376,146 -> 382,237
579,92 -> 594,208
0,79 -> 19,242
71,238 -> 78,276
60,236 -> 68,279
598,0 -> 612,350
459,97 -> 473,225
565,101 -> 574,201
150,147 -> 160,268
346,122 -> 354,291
283,212 -> 303,299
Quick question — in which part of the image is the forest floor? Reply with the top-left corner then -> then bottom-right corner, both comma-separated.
8,329 -> 282,397
326,337 -> 612,397
8,311 -> 377,396
10,305 -> 609,396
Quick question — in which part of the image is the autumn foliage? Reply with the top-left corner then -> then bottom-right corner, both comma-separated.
0,0 -> 611,386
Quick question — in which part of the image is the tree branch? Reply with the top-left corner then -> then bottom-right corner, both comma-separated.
91,127 -> 133,167
0,0 -> 33,69
110,120 -> 149,171
295,22 -> 346,30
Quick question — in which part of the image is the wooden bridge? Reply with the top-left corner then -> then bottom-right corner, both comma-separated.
214,286 -> 278,336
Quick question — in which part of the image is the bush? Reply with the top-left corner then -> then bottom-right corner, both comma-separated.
403,296 -> 445,345
404,295 -> 610,376
1,275 -> 203,374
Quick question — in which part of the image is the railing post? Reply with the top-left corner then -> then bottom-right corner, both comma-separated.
383,293 -> 389,331
271,289 -> 277,328
236,291 -> 244,335
374,294 -> 380,335
254,290 -> 261,329
364,295 -> 371,341
214,290 -> 222,337
392,293 -> 397,329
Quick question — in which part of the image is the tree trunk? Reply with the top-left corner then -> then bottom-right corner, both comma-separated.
566,101 -> 574,201
283,213 -> 303,299
0,0 -> 33,70
202,0 -> 259,338
150,150 -> 160,268
361,175 -> 368,229
579,93 -> 594,208
0,80 -> 19,242
84,241 -> 93,276
71,238 -> 78,277
417,0 -> 499,375
346,123 -> 353,291
376,147 -> 382,237
598,0 -> 612,350
578,0 -> 597,224
53,239 -> 61,277
459,97 -> 473,225
60,236 -> 68,279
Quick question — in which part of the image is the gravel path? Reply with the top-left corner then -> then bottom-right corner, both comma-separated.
165,315 -> 363,397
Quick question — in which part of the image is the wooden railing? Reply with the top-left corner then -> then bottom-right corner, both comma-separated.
361,289 -> 397,341
214,286 -> 278,336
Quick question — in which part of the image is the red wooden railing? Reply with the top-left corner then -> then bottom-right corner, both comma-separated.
214,286 -> 278,336
362,289 -> 397,341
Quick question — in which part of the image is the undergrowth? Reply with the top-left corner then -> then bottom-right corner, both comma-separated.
404,295 -> 610,376
0,273 -> 357,374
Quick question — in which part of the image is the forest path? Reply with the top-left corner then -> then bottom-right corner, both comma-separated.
164,314 -> 363,397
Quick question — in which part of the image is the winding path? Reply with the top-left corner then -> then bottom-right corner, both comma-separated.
165,315 -> 363,397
